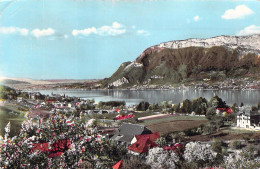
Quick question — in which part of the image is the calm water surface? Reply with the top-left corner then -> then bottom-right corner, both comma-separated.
37,89 -> 260,106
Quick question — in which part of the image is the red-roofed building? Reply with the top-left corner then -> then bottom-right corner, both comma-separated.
114,114 -> 134,120
30,143 -> 49,153
128,137 -> 158,155
112,160 -> 123,169
30,139 -> 71,158
131,132 -> 160,145
216,108 -> 233,115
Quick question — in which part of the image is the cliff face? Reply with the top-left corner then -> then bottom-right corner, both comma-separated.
157,34 -> 260,56
103,35 -> 260,88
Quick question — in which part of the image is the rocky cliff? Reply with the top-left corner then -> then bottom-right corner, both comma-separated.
103,34 -> 260,88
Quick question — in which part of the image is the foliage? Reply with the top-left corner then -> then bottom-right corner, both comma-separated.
136,102 -> 150,111
0,112 -> 126,168
123,156 -> 151,169
208,95 -> 226,108
146,147 -> 180,169
180,99 -> 192,114
96,101 -> 126,109
154,137 -> 167,147
231,140 -> 241,149
0,86 -> 18,100
183,142 -> 216,168
223,151 -> 260,169
192,97 -> 208,115
205,107 -> 216,120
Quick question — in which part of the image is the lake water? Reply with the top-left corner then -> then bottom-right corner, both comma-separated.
37,89 -> 260,106
0,106 -> 25,137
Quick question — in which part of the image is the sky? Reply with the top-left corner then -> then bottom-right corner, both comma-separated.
0,0 -> 259,80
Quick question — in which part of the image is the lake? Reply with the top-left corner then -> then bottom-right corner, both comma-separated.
37,89 -> 260,106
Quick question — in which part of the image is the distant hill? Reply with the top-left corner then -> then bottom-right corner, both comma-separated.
102,34 -> 260,88
0,79 -> 30,85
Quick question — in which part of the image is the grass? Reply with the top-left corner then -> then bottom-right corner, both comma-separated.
140,115 -> 207,125
221,127 -> 259,134
146,119 -> 208,136
139,115 -> 208,136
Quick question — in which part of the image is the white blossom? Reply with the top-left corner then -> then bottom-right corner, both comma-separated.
146,147 -> 179,169
184,142 -> 216,163
4,122 -> 11,140
224,151 -> 259,169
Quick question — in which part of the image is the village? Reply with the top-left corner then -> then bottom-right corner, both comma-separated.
0,87 -> 260,168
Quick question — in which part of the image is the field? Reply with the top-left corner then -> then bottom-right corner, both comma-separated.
142,115 -> 208,136
189,127 -> 260,142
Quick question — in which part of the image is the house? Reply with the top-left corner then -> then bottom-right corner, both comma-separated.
128,137 -> 158,155
131,132 -> 160,145
237,106 -> 260,130
216,107 -> 232,115
127,132 -> 160,155
112,160 -> 123,169
111,123 -> 152,146
17,97 -> 23,102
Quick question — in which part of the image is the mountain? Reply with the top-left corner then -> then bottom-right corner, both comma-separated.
102,34 -> 260,88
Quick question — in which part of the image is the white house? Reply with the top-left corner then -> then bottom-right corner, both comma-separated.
237,106 -> 260,130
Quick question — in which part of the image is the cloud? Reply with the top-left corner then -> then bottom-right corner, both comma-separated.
237,25 -> 260,36
222,5 -> 253,19
137,30 -> 150,36
31,28 -> 55,38
193,15 -> 199,21
0,26 -> 28,36
72,22 -> 126,36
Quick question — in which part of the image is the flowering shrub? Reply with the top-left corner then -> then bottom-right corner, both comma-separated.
224,150 -> 260,169
146,147 -> 180,169
0,112 -> 125,168
183,142 -> 216,167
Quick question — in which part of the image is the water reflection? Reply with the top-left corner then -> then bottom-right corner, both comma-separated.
37,89 -> 260,106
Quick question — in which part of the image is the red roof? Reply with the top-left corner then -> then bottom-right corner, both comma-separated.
112,160 -> 123,169
163,143 -> 183,154
114,114 -> 134,120
46,100 -> 55,102
217,108 -> 232,114
30,139 -> 71,158
128,137 -> 158,154
135,132 -> 160,142
31,143 -> 49,153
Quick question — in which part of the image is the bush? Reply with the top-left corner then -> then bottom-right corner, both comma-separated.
136,102 -> 150,111
231,140 -> 241,149
212,139 -> 223,154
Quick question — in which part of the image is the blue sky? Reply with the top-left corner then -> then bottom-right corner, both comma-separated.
0,0 -> 259,79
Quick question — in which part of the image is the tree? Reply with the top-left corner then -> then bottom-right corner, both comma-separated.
240,102 -> 244,107
192,97 -> 208,115
181,99 -> 192,114
136,102 -> 150,111
208,95 -> 226,108
146,147 -> 179,169
224,151 -> 260,169
206,107 -> 216,120
0,112 -> 126,168
173,103 -> 181,113
183,142 -> 216,168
